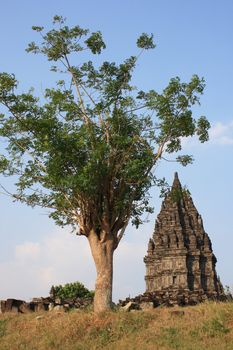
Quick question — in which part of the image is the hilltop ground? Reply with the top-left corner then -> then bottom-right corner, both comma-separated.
0,301 -> 233,350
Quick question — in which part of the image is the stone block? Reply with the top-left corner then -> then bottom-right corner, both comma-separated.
140,302 -> 154,311
18,302 -> 32,313
55,297 -> 62,305
11,306 -> 19,313
0,300 -> 6,313
49,303 -> 54,311
120,301 -> 139,312
34,303 -> 46,312
53,305 -> 65,312
5,299 -> 24,313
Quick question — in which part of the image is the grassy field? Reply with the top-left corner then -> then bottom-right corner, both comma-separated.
0,301 -> 233,350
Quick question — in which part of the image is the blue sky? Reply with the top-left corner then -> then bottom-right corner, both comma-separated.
0,0 -> 232,301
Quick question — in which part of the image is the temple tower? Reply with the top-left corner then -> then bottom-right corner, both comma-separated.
144,173 -> 224,300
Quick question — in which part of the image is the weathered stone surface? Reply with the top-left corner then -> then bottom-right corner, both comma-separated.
53,305 -> 65,312
0,295 -> 93,314
34,303 -> 46,312
140,302 -> 154,311
36,315 -> 44,320
49,303 -> 54,311
63,304 -> 70,311
144,172 -> 226,305
5,299 -> 25,313
55,297 -> 62,305
0,299 -> 33,313
18,302 -> 32,313
11,306 -> 19,313
0,300 -> 6,313
32,297 -> 44,303
120,301 -> 139,312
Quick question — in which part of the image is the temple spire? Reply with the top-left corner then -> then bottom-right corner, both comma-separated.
172,172 -> 182,189
144,173 -> 225,305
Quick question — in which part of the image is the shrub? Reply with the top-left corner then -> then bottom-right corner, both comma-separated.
50,281 -> 94,300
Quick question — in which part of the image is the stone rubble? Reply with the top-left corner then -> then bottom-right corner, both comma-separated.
0,296 -> 93,314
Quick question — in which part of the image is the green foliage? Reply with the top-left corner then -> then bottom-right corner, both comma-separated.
202,318 -> 230,337
170,186 -> 191,203
160,327 -> 181,349
224,285 -> 233,299
50,281 -> 94,300
0,16 -> 210,240
137,33 -> 156,49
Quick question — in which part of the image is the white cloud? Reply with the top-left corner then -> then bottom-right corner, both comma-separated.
181,120 -> 233,149
209,121 -> 233,145
0,230 -> 95,300
0,226 -> 152,302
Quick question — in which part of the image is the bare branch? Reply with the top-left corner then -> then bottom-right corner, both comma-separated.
63,54 -> 92,126
161,156 -> 177,162
115,217 -> 130,248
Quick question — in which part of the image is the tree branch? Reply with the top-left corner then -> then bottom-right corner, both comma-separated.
63,54 -> 92,126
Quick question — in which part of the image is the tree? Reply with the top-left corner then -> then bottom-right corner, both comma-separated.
0,16 -> 210,312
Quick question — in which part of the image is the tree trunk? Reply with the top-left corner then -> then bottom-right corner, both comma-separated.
88,230 -> 115,313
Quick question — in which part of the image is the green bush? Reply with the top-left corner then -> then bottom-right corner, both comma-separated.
50,281 -> 94,300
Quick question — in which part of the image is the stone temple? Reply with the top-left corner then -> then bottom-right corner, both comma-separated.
143,172 -> 225,305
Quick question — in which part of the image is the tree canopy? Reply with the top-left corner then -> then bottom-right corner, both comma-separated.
0,16 -> 209,239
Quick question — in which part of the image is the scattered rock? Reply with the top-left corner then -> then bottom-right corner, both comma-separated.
140,302 -> 154,311
120,301 -> 139,312
11,306 -> 18,313
63,304 -> 70,311
53,305 -> 65,312
0,300 -> 6,314
34,303 -> 46,312
0,295 -> 93,314
18,303 -> 32,313
49,303 -> 54,311
5,299 -> 25,313
35,315 -> 44,320
55,297 -> 62,305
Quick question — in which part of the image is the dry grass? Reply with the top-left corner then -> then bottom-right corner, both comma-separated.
0,301 -> 233,350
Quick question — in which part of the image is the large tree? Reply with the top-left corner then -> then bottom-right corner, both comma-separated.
0,16 -> 210,312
